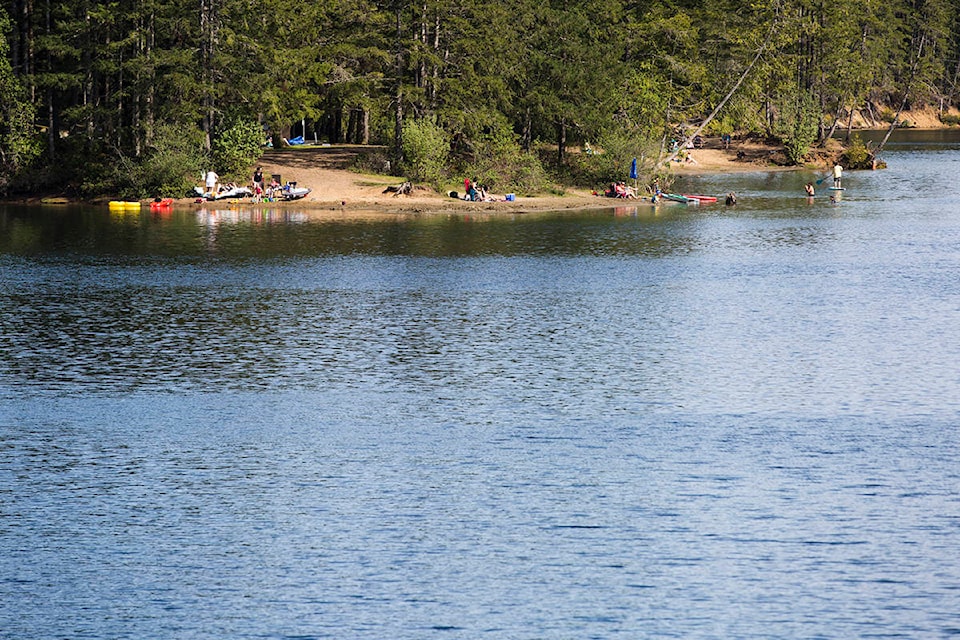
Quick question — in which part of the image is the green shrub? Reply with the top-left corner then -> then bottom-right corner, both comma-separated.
562,128 -> 659,191
466,145 -> 551,195
79,124 -> 207,199
842,134 -> 872,169
461,130 -> 551,195
773,92 -> 819,165
435,108 -> 544,194
213,118 -> 263,180
940,114 -> 960,126
141,125 -> 208,196
400,118 -> 448,187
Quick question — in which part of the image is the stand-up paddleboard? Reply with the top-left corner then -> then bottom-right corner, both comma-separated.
828,187 -> 845,191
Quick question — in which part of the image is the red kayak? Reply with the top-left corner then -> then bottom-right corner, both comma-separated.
150,198 -> 174,210
681,194 -> 717,203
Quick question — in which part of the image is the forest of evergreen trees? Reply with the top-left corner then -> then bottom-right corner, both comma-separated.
2,0 -> 959,197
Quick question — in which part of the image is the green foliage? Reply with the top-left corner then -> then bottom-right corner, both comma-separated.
0,6 -> 41,194
465,144 -> 550,196
400,118 -> 449,187
448,115 -> 550,194
842,134 -> 872,169
565,129 -> 659,190
139,125 -> 209,196
77,125 -> 206,199
213,119 -> 264,180
773,92 -> 820,165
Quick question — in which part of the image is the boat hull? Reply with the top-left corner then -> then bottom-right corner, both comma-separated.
682,194 -> 717,203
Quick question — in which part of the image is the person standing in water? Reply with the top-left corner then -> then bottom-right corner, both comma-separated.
833,163 -> 843,188
805,182 -> 815,197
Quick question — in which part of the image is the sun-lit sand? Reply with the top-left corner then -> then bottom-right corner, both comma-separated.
190,137 -> 801,215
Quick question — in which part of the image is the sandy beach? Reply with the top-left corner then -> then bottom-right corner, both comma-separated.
199,137 -> 801,215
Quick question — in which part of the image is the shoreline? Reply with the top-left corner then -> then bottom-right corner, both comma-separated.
0,143 -> 799,215
5,126 -> 955,215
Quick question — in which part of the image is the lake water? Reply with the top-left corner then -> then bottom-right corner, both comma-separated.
3,131 -> 960,638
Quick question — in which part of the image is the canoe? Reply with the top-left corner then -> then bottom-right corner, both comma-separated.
682,194 -> 718,203
663,193 -> 697,203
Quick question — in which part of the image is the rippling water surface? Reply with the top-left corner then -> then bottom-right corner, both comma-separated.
3,132 -> 960,638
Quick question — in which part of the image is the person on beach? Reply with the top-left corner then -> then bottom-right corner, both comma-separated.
833,163 -> 843,188
267,176 -> 281,200
204,170 -> 219,196
252,166 -> 264,202
650,179 -> 662,203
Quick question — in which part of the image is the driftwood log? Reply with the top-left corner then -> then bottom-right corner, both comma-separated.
383,182 -> 413,196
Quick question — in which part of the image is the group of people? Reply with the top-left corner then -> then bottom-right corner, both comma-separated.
250,166 -> 285,202
463,177 -> 495,201
603,181 -> 639,199
203,166 -> 287,202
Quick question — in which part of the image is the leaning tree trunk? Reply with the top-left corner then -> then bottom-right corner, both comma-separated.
820,102 -> 844,145
947,55 -> 960,108
656,19 -> 778,169
875,34 -> 926,159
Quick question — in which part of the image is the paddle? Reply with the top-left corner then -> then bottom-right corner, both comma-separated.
815,173 -> 831,185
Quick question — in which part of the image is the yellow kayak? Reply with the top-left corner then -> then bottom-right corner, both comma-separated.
108,201 -> 141,210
